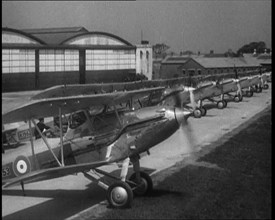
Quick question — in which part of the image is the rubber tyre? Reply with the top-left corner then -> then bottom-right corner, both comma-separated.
258,87 -> 262,93
107,181 -> 133,209
222,100 -> 227,108
217,101 -> 224,109
193,108 -> 202,118
247,90 -> 253,97
239,95 -> 243,102
129,171 -> 153,196
263,84 -> 269,90
234,95 -> 240,102
200,106 -> 207,117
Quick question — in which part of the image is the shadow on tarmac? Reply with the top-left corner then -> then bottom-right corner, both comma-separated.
2,167 -> 155,220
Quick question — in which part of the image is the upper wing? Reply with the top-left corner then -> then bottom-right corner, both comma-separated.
2,160 -> 109,188
31,82 -> 143,100
31,78 -> 192,100
2,128 -> 17,134
2,87 -> 165,124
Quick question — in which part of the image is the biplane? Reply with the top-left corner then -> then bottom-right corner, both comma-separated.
2,86 -> 193,208
167,78 -> 242,118
182,71 -> 269,116
2,124 -> 34,153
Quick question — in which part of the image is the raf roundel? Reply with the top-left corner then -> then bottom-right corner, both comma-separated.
13,156 -> 31,177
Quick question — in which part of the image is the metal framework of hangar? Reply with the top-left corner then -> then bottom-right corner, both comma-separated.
2,27 -> 152,92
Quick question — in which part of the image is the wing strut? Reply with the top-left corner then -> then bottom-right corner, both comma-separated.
59,107 -> 64,166
28,120 -> 38,170
31,118 -> 62,167
112,103 -> 122,127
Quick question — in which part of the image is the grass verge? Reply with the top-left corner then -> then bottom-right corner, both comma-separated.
90,109 -> 272,219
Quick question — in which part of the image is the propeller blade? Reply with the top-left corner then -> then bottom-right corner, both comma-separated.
189,89 -> 197,110
179,111 -> 197,155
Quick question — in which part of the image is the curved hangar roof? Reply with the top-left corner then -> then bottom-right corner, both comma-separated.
2,27 -> 46,45
2,26 -> 133,47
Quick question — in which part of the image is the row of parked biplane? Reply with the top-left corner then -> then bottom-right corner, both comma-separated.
2,69 -> 272,208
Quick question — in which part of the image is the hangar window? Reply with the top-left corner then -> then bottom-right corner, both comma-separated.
86,49 -> 135,71
2,32 -> 39,45
2,49 -> 35,74
66,35 -> 125,46
39,49 -> 79,72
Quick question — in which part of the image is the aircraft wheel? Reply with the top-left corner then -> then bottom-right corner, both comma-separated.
193,108 -> 202,118
200,106 -> 207,117
239,95 -> 243,102
129,171 -> 153,196
217,101 -> 224,109
222,100 -> 227,108
257,87 -> 262,93
263,84 -> 269,89
247,90 -> 253,97
107,181 -> 133,208
234,95 -> 240,102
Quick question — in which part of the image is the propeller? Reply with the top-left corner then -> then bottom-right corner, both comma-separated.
189,88 -> 197,110
174,107 -> 198,155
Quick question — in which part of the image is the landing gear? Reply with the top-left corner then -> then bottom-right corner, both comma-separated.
83,155 -> 154,209
246,90 -> 253,97
217,101 -> 224,109
234,95 -> 240,102
129,171 -> 153,196
239,95 -> 243,102
107,181 -> 133,208
255,86 -> 262,93
193,108 -> 202,118
200,106 -> 207,117
222,100 -> 227,108
197,100 -> 206,117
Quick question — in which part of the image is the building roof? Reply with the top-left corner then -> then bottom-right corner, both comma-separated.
192,57 -> 231,68
2,27 -> 47,45
161,55 -> 190,64
257,54 -> 272,60
191,57 -> 260,69
21,26 -> 89,45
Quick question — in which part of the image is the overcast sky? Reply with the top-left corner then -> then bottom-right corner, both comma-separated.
2,1 -> 272,54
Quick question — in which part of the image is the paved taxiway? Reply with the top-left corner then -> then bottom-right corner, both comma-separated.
2,84 -> 272,220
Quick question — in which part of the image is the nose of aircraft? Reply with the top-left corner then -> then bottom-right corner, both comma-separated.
174,107 -> 192,125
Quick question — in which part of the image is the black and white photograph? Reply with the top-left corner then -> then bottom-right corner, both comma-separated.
2,1 -> 271,219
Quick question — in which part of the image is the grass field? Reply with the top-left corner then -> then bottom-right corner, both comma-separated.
95,109 -> 271,219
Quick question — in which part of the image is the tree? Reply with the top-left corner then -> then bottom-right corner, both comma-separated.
237,41 -> 267,56
224,49 -> 238,57
152,43 -> 170,58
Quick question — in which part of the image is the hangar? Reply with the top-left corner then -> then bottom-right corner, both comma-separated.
2,27 -> 152,92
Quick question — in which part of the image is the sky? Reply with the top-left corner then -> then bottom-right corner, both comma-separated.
2,0 -> 272,54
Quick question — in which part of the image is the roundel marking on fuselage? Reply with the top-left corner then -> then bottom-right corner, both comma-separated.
13,155 -> 31,177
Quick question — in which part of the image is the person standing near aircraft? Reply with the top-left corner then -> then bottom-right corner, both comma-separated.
34,118 -> 52,139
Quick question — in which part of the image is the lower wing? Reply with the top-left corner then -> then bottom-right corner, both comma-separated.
2,160 -> 109,188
